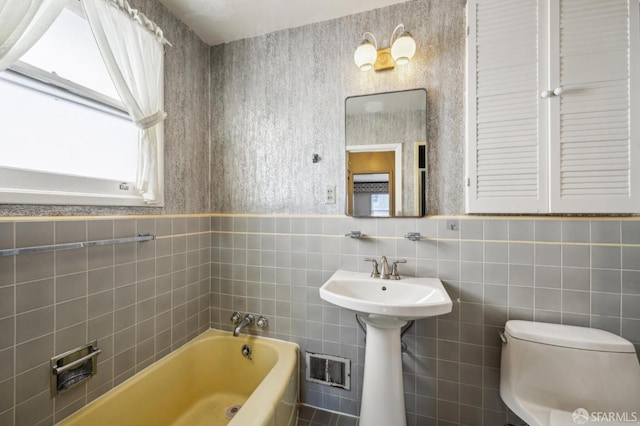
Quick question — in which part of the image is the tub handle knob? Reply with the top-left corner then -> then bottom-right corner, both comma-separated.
230,312 -> 242,325
256,316 -> 268,329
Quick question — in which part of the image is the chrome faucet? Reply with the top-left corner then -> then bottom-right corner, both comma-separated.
233,314 -> 254,336
380,256 -> 390,279
364,257 -> 407,279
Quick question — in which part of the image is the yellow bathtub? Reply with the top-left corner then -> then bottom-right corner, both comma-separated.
58,329 -> 299,426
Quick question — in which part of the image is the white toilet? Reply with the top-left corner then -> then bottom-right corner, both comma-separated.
500,320 -> 640,426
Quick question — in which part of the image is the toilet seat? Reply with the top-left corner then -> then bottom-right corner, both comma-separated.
549,409 -> 640,425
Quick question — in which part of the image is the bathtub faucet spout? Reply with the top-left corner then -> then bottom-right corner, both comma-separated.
233,314 -> 254,336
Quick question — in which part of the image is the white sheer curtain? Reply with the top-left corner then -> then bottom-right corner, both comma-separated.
81,0 -> 169,204
0,0 -> 65,71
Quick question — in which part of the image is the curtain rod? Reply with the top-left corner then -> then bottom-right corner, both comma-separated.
105,0 -> 172,46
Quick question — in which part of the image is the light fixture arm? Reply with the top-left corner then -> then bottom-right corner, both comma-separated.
362,31 -> 378,49
390,24 -> 405,46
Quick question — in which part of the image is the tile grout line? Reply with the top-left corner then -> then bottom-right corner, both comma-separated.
52,222 -> 57,420
12,222 -> 16,426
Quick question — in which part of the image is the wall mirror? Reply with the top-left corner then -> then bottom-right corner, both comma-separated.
345,89 -> 427,217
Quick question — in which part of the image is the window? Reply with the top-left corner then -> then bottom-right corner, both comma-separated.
0,1 -> 156,206
370,194 -> 390,217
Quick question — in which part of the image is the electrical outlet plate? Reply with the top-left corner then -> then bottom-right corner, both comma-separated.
325,186 -> 336,204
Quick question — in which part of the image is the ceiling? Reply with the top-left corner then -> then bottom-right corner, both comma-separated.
157,0 -> 413,46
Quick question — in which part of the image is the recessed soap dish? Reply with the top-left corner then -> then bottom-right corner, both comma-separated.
50,340 -> 101,397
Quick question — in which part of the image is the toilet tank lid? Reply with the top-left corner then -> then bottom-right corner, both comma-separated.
505,320 -> 636,353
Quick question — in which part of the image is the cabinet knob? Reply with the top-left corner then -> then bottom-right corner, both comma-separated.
541,87 -> 563,99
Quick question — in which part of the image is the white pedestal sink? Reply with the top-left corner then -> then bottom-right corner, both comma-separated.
319,270 -> 452,426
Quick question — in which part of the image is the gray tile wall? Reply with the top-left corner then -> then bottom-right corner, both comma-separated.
210,214 -> 640,426
0,215 -> 211,425
3,214 -> 639,425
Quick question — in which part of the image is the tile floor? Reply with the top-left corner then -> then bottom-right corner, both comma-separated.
297,405 -> 358,426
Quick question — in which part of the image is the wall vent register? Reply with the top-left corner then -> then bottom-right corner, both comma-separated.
305,352 -> 351,390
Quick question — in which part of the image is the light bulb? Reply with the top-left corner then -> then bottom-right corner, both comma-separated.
354,40 -> 377,72
391,32 -> 416,65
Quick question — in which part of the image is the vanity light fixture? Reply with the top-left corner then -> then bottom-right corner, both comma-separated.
353,32 -> 378,71
354,24 -> 416,72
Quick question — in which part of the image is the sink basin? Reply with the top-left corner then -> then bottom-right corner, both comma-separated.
319,270 -> 452,321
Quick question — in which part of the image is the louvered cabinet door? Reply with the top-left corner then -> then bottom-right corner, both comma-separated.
466,0 -> 548,213
548,0 -> 640,213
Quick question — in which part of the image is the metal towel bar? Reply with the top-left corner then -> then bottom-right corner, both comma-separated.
0,233 -> 155,257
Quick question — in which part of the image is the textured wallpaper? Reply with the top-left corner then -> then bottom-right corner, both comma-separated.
210,0 -> 466,215
0,0 -> 211,216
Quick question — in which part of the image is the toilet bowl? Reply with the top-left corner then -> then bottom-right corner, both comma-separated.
500,320 -> 640,426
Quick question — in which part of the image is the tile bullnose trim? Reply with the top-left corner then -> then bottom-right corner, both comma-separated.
0,213 -> 212,223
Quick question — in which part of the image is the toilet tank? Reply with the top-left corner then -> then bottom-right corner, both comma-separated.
500,321 -> 640,425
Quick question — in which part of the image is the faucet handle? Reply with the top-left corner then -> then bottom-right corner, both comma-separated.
230,312 -> 242,324
390,259 -> 407,280
256,316 -> 268,328
363,257 -> 380,278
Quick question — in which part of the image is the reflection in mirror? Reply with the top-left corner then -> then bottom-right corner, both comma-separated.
354,173 -> 391,217
345,89 -> 427,217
